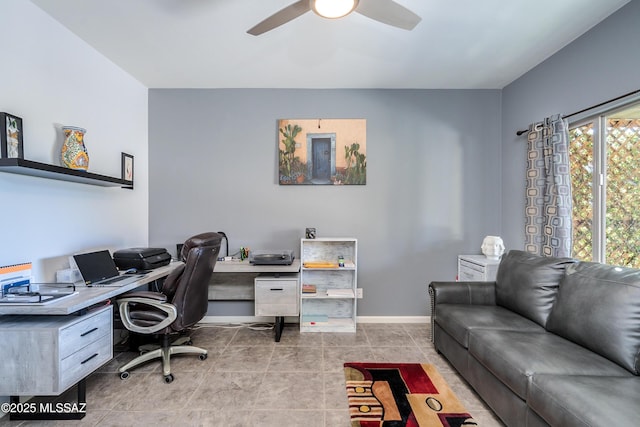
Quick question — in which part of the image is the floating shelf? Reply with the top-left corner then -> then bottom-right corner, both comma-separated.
0,158 -> 131,188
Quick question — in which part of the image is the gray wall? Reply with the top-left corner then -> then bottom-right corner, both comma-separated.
501,0 -> 640,250
149,89 -> 502,317
148,1 -> 640,318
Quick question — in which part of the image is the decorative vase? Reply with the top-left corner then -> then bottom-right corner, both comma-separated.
61,126 -> 89,171
481,236 -> 505,260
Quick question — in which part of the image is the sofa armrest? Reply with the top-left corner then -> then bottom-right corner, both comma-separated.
429,281 -> 497,306
428,281 -> 497,342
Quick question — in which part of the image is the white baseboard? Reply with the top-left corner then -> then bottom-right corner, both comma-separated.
357,316 -> 430,324
199,315 -> 430,324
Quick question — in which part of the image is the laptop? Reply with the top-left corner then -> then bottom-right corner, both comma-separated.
73,250 -> 143,287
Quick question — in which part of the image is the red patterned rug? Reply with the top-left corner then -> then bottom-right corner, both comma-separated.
344,363 -> 476,427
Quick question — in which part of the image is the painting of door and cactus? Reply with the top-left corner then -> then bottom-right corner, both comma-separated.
278,119 -> 366,185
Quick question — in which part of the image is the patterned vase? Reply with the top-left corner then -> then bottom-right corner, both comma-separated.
61,126 -> 89,171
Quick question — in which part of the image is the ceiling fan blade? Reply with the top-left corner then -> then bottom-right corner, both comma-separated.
247,0 -> 311,36
355,0 -> 421,30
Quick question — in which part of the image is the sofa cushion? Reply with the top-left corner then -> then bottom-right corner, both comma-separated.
468,330 -> 630,400
495,250 -> 576,327
529,375 -> 640,427
546,261 -> 640,375
435,304 -> 544,348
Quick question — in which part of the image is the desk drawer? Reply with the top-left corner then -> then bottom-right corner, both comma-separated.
59,305 -> 112,359
255,280 -> 298,304
60,333 -> 112,391
0,305 -> 113,396
459,259 -> 485,273
255,278 -> 298,316
458,267 -> 485,281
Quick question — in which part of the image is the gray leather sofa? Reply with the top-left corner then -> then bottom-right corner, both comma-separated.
429,250 -> 640,426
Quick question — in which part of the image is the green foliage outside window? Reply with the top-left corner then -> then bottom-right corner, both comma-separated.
569,119 -> 640,267
569,124 -> 594,262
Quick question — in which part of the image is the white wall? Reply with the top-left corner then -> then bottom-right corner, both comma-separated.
0,1 -> 149,281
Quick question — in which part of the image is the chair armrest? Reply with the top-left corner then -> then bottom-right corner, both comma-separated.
429,281 -> 497,306
117,295 -> 177,334
119,290 -> 168,302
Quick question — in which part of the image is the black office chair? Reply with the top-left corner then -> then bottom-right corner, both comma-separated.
116,232 -> 222,383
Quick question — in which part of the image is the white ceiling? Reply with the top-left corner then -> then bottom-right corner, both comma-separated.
31,0 -> 630,89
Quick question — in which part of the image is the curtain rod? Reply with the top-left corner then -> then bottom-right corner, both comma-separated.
515,88 -> 640,136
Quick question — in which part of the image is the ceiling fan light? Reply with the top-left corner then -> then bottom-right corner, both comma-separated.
312,0 -> 359,19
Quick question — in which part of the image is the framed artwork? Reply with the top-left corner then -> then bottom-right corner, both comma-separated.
121,152 -> 134,189
0,113 -> 24,159
278,118 -> 366,185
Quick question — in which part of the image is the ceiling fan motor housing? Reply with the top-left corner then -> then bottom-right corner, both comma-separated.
311,0 -> 360,19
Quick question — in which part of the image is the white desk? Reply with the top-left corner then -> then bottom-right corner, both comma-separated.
0,262 -> 181,420
214,259 -> 300,273
211,259 -> 301,342
210,259 -> 300,300
0,262 -> 181,316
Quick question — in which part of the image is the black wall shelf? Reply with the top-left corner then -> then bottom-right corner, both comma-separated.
0,158 -> 131,187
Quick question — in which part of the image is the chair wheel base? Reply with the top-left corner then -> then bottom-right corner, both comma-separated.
199,353 -> 207,360
120,371 -> 130,380
164,374 -> 174,383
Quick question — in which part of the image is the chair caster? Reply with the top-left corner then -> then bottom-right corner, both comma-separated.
120,371 -> 130,380
164,374 -> 174,383
199,353 -> 207,361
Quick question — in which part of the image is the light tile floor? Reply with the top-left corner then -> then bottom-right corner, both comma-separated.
1,323 -> 504,427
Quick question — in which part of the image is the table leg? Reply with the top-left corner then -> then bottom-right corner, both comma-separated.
274,316 -> 285,342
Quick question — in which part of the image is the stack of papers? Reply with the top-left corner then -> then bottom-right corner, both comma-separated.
302,284 -> 317,295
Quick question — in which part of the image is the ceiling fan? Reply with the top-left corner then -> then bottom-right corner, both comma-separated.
247,0 -> 421,36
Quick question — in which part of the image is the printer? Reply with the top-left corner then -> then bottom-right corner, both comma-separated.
113,247 -> 171,271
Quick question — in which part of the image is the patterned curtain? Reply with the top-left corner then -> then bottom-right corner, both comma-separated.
525,114 -> 572,257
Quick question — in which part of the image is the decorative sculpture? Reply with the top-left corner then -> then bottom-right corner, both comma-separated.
481,236 -> 505,260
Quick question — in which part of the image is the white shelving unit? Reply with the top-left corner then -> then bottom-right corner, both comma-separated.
300,238 -> 357,333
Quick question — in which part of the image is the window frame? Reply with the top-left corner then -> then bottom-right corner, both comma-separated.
568,93 -> 640,264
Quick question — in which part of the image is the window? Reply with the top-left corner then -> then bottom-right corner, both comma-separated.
569,101 -> 640,267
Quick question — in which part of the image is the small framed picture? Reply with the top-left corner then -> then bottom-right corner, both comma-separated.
121,152 -> 134,189
0,113 -> 24,159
